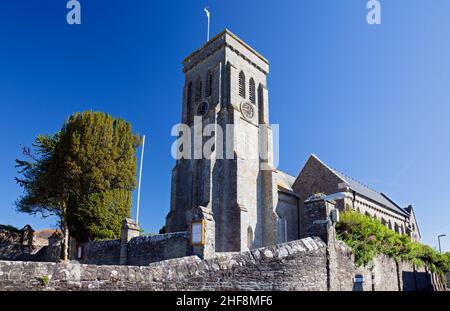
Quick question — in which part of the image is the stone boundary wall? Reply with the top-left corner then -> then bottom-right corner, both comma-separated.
76,240 -> 121,265
0,237 -> 328,291
127,232 -> 189,266
75,232 -> 189,266
0,236 -> 445,291
329,240 -> 445,291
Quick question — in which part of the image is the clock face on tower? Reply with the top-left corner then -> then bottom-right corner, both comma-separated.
240,102 -> 255,120
197,100 -> 210,117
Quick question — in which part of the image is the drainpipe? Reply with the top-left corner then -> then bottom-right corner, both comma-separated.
352,191 -> 356,210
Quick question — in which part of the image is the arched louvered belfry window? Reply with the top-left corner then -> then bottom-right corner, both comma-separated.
249,78 -> 256,104
206,71 -> 213,97
195,77 -> 202,102
258,83 -> 265,124
239,71 -> 246,98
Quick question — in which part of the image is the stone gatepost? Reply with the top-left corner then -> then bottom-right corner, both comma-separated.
120,218 -> 140,265
303,193 -> 342,291
302,194 -> 338,243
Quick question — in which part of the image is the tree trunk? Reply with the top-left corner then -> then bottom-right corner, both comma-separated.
61,221 -> 69,261
61,203 -> 69,261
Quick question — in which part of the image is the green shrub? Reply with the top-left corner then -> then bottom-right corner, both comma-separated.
336,209 -> 450,276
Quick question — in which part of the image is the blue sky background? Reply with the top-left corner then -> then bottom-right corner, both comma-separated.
0,1 -> 449,252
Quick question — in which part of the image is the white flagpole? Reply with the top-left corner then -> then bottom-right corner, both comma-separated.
204,7 -> 210,42
136,135 -> 146,224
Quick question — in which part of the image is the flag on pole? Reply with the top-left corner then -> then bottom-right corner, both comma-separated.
204,7 -> 211,42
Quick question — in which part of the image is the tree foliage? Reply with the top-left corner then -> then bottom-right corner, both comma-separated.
16,111 -> 141,250
15,133 -> 72,259
336,209 -> 450,276
59,111 -> 140,242
67,189 -> 132,241
15,133 -> 65,218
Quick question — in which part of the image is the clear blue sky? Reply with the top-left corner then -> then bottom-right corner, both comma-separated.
1,1 -> 449,252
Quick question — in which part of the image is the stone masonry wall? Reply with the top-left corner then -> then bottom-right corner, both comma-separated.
75,232 -> 189,266
0,236 -> 445,291
126,232 -> 189,266
0,237 -> 328,291
77,240 -> 121,265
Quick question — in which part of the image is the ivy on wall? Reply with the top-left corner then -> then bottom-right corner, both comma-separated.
336,209 -> 450,276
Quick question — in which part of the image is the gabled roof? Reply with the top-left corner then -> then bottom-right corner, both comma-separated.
309,154 -> 409,217
34,229 -> 61,240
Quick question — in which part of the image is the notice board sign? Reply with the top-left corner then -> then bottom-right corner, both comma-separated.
191,220 -> 205,246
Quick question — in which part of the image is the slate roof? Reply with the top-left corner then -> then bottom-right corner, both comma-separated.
275,169 -> 298,196
311,154 -> 409,217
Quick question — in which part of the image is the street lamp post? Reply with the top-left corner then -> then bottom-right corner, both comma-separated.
438,234 -> 446,254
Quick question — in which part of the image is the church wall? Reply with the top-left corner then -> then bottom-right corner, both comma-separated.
216,44 -> 270,251
293,156 -> 412,239
293,157 -> 343,238
344,195 -> 410,236
275,191 -> 299,243
169,31 -> 273,253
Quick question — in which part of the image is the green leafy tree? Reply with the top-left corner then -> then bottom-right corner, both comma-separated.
15,133 -> 73,260
58,111 -> 140,242
16,111 -> 141,259
67,189 -> 132,241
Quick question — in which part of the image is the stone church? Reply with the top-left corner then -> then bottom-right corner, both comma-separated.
165,30 -> 420,257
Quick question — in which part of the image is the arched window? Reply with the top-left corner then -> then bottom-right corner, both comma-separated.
247,226 -> 253,250
239,71 -> 246,98
249,78 -> 256,104
195,78 -> 202,102
206,71 -> 213,97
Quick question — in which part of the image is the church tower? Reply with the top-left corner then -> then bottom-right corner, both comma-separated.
166,30 -> 278,255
